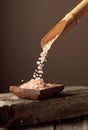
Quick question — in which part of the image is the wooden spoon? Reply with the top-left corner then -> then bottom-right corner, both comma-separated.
41,0 -> 88,48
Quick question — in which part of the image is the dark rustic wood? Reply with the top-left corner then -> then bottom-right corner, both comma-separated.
55,116 -> 88,130
1,116 -> 88,130
10,84 -> 64,100
0,86 -> 88,127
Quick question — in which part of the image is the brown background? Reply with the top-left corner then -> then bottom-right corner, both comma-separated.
0,0 -> 88,92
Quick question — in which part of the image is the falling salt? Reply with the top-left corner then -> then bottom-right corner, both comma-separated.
33,43 -> 51,79
33,35 -> 59,80
21,80 -> 24,82
36,61 -> 40,65
38,70 -> 43,74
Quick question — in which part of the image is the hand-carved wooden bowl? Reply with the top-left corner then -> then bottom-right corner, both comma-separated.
10,84 -> 64,100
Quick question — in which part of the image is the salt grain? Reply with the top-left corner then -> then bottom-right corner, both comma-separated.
21,80 -> 24,82
36,61 -> 40,64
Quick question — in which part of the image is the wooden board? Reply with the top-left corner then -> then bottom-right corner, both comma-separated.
0,86 -> 88,127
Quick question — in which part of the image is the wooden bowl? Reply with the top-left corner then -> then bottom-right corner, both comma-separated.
10,84 -> 64,100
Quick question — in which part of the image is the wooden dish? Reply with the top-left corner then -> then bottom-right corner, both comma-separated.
10,84 -> 64,100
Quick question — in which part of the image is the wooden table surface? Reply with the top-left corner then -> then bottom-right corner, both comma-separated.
0,115 -> 88,130
0,86 -> 88,129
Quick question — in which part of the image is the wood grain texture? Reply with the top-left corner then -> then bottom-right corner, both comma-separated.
0,86 -> 88,127
0,116 -> 88,129
56,118 -> 82,130
55,116 -> 88,130
23,124 -> 54,130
